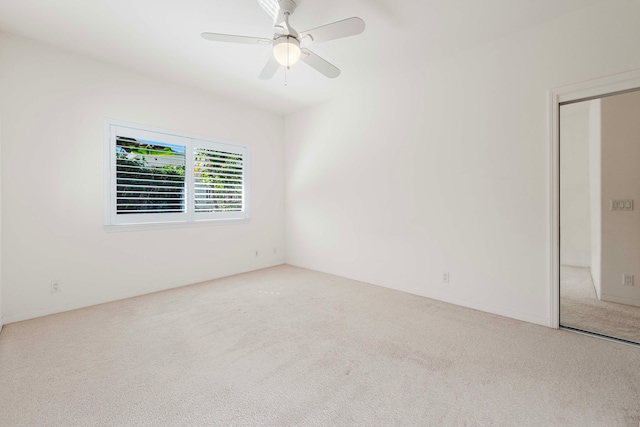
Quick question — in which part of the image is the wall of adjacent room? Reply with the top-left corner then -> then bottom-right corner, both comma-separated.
589,100 -> 602,299
0,90 -> 3,330
601,90 -> 640,307
0,33 -> 285,323
284,0 -> 640,325
560,101 -> 592,268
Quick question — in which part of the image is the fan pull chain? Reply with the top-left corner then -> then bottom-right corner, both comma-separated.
284,38 -> 290,87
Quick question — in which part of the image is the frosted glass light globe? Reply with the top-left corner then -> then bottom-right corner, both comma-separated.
273,36 -> 301,67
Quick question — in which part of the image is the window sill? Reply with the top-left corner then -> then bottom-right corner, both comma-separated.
104,218 -> 250,233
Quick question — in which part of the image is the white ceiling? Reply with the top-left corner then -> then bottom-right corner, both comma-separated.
0,0 -> 602,115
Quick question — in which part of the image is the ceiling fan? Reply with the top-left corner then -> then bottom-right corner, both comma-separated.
201,0 -> 365,79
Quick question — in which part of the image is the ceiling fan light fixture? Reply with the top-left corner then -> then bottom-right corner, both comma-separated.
273,36 -> 301,67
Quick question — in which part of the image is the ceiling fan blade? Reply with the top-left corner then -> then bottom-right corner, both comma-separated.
300,17 -> 365,45
300,49 -> 340,79
201,32 -> 272,46
259,54 -> 281,80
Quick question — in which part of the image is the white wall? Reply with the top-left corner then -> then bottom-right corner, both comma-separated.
0,87 -> 3,331
601,90 -> 640,307
0,33 -> 285,323
284,0 -> 640,326
589,100 -> 602,299
560,101 -> 591,268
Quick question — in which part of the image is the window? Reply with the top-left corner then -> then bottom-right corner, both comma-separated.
104,120 -> 249,227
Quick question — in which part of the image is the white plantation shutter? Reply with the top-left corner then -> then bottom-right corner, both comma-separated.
106,122 -> 249,227
116,137 -> 186,213
193,141 -> 248,220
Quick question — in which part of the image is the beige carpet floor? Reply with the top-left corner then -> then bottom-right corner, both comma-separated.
1,265 -> 639,426
561,265 -> 640,343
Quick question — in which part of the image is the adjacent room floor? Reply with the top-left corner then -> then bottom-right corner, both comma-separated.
1,265 -> 639,426
560,265 -> 640,343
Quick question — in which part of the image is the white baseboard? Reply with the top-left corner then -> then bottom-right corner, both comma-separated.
560,254 -> 590,268
600,293 -> 640,308
287,263 -> 550,327
589,268 -> 601,300
420,290 -> 549,326
4,285 -> 189,325
3,262 -> 285,325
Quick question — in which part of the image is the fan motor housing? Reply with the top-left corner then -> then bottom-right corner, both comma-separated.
279,0 -> 297,16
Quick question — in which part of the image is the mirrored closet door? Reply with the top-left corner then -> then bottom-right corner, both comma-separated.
560,89 -> 640,344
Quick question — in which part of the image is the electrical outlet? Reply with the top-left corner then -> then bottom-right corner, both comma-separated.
443,272 -> 450,283
273,247 -> 277,254
51,280 -> 61,293
255,250 -> 259,257
623,274 -> 634,286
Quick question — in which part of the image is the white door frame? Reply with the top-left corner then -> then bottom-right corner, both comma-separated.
549,69 -> 640,328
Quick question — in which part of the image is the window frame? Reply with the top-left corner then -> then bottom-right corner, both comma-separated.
104,119 -> 250,231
